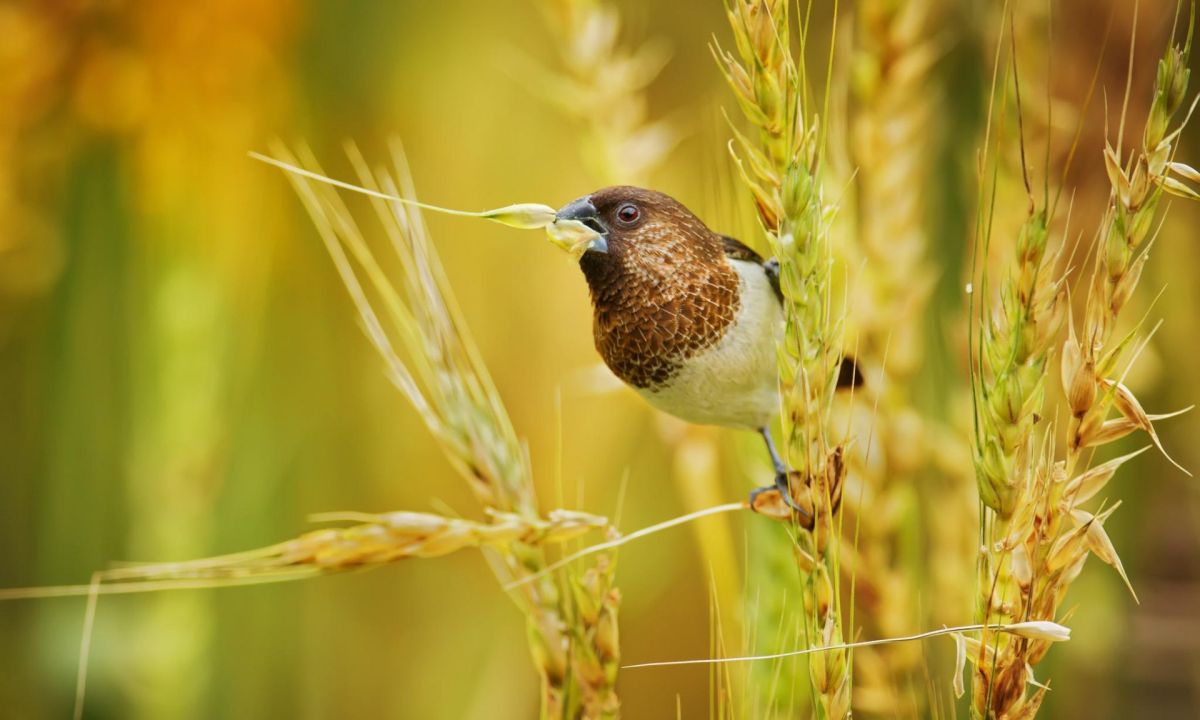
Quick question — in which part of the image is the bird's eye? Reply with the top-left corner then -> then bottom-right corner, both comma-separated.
616,203 -> 641,225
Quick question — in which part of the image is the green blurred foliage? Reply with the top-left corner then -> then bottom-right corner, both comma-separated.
0,1 -> 1197,718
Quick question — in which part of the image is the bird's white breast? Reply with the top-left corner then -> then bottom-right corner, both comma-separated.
636,259 -> 782,429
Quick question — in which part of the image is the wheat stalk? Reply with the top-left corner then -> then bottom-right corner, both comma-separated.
716,1 -> 853,716
272,142 -> 622,719
625,619 -> 1070,669
970,14 -> 1196,718
0,510 -> 610,598
531,0 -> 677,186
839,0 -> 951,713
1065,17 -> 1197,475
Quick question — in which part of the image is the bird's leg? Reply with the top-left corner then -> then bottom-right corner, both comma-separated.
749,427 -> 809,517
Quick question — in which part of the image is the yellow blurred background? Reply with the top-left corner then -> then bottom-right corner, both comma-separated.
1,1 -> 1198,718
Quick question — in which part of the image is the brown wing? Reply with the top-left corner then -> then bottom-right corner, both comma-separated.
722,234 -> 862,389
719,234 -> 782,301
719,234 -> 765,264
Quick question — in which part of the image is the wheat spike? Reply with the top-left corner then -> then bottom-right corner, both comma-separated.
970,15 -> 1196,718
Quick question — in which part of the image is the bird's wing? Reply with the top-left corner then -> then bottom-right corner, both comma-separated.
719,234 -> 782,301
719,234 -> 765,263
720,234 -> 862,389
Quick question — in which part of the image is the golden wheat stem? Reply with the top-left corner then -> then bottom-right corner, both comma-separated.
843,0 -> 949,712
970,15 -> 1196,718
718,1 -> 852,715
624,620 -> 1070,669
505,502 -> 748,591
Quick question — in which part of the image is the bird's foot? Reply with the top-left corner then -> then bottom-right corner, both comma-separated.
748,471 -> 812,522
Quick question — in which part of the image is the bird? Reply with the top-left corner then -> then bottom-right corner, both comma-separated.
555,186 -> 859,513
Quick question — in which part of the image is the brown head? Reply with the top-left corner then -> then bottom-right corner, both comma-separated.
556,187 -> 727,292
555,186 -> 740,388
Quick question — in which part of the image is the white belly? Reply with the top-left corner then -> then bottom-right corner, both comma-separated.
636,259 -> 782,429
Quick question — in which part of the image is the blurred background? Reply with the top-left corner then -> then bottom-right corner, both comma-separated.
1,1 -> 1198,718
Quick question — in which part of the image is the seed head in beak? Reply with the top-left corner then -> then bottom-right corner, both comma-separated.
555,196 -> 609,254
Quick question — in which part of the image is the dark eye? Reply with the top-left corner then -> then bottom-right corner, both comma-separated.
616,203 -> 641,225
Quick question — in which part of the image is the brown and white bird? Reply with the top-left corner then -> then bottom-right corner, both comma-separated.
556,186 -> 858,509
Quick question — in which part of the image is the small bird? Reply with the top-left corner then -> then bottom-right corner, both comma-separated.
556,186 -> 859,510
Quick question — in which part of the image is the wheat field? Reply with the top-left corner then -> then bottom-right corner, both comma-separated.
2,1 -> 1199,718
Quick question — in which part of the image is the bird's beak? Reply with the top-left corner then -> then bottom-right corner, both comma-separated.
555,196 -> 608,254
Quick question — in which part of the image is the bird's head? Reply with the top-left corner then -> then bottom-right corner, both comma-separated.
555,187 -> 722,275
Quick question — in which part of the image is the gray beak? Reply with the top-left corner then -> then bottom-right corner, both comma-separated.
556,196 -> 609,254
